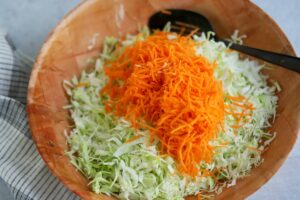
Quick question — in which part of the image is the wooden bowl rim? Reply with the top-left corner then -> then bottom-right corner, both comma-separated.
27,0 -> 298,199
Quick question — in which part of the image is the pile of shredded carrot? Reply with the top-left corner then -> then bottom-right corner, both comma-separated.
101,32 -> 225,176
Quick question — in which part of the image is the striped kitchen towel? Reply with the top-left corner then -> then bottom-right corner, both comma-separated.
0,31 -> 80,200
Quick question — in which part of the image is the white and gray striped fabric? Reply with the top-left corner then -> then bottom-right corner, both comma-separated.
0,31 -> 80,200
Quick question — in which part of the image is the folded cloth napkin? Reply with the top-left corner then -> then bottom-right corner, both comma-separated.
0,31 -> 80,200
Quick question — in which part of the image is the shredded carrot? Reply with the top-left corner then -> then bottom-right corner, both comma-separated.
160,9 -> 172,15
221,141 -> 230,145
175,21 -> 199,30
247,146 -> 262,152
125,135 -> 143,143
213,141 -> 230,148
101,32 -> 225,177
227,95 -> 244,101
197,192 -> 201,200
187,28 -> 200,38
179,26 -> 186,36
230,124 -> 243,129
75,82 -> 90,88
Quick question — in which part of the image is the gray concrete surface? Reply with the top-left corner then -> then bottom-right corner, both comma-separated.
0,0 -> 299,199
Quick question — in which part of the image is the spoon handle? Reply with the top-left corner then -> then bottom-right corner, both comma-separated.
221,40 -> 300,73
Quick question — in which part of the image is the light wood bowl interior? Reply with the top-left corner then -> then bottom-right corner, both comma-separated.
27,0 -> 300,199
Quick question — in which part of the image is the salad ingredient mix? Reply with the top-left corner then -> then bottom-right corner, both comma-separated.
64,26 -> 278,199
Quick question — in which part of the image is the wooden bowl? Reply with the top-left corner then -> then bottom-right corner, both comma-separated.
27,0 -> 300,199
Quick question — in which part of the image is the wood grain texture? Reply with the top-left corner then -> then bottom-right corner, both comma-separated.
27,0 -> 300,199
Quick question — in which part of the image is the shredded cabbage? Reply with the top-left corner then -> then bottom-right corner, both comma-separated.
64,27 -> 278,199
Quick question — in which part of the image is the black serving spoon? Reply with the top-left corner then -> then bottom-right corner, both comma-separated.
148,9 -> 300,73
